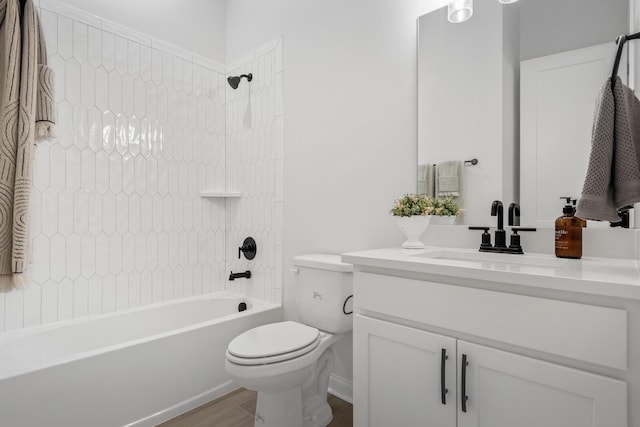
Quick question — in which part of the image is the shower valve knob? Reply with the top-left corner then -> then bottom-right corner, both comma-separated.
238,237 -> 257,260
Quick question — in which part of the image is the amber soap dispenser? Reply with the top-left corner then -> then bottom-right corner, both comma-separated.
555,197 -> 583,259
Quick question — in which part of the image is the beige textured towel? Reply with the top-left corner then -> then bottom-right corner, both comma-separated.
576,76 -> 640,222
435,160 -> 463,197
0,0 -> 55,283
417,164 -> 434,196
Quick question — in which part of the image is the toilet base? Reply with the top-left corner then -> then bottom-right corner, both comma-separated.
254,387 -> 303,427
249,348 -> 336,427
252,388 -> 333,427
302,395 -> 333,427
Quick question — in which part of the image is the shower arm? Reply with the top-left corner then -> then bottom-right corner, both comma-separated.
227,73 -> 253,89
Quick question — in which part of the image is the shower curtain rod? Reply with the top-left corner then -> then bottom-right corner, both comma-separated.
611,31 -> 640,89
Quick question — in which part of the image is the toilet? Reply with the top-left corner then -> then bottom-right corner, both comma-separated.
225,254 -> 353,427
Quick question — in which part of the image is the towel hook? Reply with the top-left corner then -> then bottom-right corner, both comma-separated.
611,35 -> 627,89
611,31 -> 640,89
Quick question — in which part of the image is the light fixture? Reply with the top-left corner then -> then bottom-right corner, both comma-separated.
498,0 -> 518,3
448,0 -> 473,24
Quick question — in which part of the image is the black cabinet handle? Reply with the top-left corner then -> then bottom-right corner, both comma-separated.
441,348 -> 448,405
461,354 -> 469,413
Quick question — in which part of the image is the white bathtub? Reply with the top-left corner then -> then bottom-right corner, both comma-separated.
0,292 -> 282,427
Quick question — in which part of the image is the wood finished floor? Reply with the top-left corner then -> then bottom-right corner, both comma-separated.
158,388 -> 353,427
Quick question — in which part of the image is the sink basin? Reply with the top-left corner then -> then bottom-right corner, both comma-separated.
413,250 -> 567,268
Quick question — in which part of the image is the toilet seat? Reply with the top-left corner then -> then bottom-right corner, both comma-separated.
227,321 -> 320,366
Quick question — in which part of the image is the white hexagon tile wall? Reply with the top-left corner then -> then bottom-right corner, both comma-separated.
225,39 -> 284,307
0,1 -> 283,331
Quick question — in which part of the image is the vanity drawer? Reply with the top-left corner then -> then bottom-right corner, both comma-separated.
354,272 -> 627,370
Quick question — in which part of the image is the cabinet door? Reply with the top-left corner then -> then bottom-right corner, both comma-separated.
353,315 -> 456,427
457,341 -> 627,427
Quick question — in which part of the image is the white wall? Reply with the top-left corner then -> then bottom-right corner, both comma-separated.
48,0 -> 226,62
520,0 -> 628,61
226,0 -> 450,393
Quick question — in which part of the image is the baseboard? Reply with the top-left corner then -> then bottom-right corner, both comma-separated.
328,374 -> 353,404
125,380 -> 240,427
128,375 -> 350,426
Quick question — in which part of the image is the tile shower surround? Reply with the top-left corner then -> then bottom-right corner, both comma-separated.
226,42 -> 284,308
0,1 -> 283,331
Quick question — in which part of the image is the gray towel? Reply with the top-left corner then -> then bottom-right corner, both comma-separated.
417,163 -> 434,197
576,76 -> 640,222
435,160 -> 463,197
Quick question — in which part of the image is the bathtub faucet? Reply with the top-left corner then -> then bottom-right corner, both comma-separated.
229,270 -> 252,281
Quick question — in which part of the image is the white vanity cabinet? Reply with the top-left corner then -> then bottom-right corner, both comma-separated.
350,269 -> 629,427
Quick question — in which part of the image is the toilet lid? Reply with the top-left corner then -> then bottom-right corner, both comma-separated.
227,321 -> 320,360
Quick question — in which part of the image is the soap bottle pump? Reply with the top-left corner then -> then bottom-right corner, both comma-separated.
555,197 -> 582,259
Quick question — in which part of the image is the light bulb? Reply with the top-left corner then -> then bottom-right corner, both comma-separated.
448,0 -> 473,24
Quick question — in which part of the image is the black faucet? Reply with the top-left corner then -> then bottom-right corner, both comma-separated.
508,203 -> 520,226
229,270 -> 252,281
610,205 -> 632,228
469,201 -> 536,254
491,200 -> 506,248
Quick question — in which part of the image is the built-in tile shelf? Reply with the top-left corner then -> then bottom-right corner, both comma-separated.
199,191 -> 242,198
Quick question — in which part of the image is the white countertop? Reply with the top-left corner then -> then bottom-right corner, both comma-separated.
342,246 -> 640,300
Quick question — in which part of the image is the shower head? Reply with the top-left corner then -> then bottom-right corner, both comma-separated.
227,73 -> 253,89
227,76 -> 241,89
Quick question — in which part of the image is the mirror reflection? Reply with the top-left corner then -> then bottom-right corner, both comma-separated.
417,0 -> 629,226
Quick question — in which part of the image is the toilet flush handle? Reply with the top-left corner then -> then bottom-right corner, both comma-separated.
343,295 -> 353,315
289,267 -> 300,274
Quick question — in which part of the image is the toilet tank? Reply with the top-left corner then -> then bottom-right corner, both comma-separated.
293,254 -> 353,334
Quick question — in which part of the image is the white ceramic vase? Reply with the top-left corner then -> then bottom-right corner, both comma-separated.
429,215 -> 456,225
395,215 -> 431,249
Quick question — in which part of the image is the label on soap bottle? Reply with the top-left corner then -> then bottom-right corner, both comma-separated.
555,220 -> 582,259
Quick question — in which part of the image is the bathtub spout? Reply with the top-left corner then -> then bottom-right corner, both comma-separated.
229,270 -> 252,281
